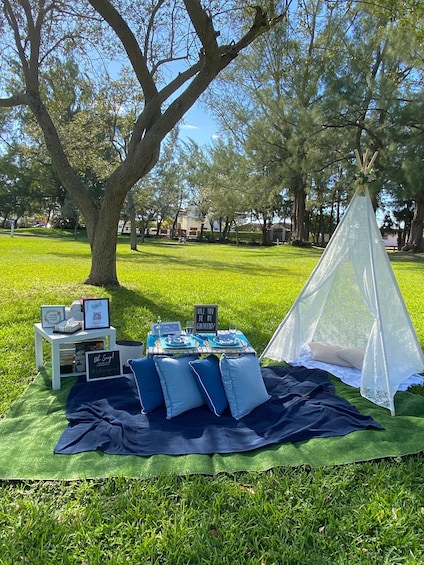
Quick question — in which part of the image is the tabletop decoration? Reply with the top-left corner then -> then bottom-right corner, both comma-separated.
41,305 -> 66,328
194,304 -> 218,334
86,349 -> 122,381
83,298 -> 110,330
161,335 -> 195,349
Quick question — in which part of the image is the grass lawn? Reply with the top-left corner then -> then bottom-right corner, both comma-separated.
0,229 -> 423,564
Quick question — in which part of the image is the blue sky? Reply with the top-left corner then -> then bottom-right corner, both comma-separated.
178,104 -> 221,146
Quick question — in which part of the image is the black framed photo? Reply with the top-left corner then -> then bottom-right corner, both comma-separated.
83,298 -> 110,330
194,304 -> 218,334
86,349 -> 122,381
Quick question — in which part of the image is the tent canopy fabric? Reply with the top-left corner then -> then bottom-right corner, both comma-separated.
261,185 -> 424,415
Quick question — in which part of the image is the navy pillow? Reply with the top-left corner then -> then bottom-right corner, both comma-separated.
189,355 -> 228,416
154,355 -> 204,419
219,354 -> 271,420
128,357 -> 164,413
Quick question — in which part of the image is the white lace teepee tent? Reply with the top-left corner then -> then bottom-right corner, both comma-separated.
261,151 -> 424,415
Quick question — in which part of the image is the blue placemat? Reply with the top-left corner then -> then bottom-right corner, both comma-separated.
160,336 -> 196,349
209,336 -> 244,348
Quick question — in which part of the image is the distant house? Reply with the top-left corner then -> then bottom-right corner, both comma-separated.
237,222 -> 262,232
383,234 -> 399,250
179,206 -> 203,238
269,222 -> 291,243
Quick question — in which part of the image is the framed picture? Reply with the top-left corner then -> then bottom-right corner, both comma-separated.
41,305 -> 66,328
194,304 -> 218,334
151,321 -> 181,337
86,349 -> 122,381
83,298 -> 110,330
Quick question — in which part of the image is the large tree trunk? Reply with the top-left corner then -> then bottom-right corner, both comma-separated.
84,196 -> 123,286
86,223 -> 119,286
402,198 -> 424,252
291,186 -> 307,244
260,216 -> 271,246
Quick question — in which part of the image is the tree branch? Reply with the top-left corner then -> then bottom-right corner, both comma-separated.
228,5 -> 288,55
144,0 -> 167,58
87,0 -> 158,102
0,94 -> 29,107
183,0 -> 221,66
129,3 -> 288,158
162,4 -> 288,114
129,60 -> 204,150
3,0 -> 31,82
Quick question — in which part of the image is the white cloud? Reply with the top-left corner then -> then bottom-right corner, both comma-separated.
181,124 -> 199,130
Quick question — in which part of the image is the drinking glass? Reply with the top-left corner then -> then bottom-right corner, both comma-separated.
185,321 -> 194,335
229,323 -> 237,336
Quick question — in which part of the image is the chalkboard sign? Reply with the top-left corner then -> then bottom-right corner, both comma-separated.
194,304 -> 218,334
86,349 -> 122,381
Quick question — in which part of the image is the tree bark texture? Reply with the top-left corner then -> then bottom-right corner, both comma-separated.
291,187 -> 307,244
402,198 -> 424,253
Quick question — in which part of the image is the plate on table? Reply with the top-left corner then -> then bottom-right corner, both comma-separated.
165,335 -> 190,347
212,335 -> 240,347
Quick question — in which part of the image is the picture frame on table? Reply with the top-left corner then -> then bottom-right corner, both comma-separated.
82,298 -> 110,330
86,349 -> 122,381
194,304 -> 218,334
41,305 -> 66,328
151,321 -> 181,337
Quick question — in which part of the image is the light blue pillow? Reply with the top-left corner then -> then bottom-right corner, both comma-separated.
154,355 -> 204,419
219,354 -> 271,420
128,357 -> 164,413
189,355 -> 228,416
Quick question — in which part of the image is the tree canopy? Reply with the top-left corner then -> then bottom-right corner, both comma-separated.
204,0 -> 424,249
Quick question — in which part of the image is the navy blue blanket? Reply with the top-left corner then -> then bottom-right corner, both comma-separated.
54,366 -> 382,456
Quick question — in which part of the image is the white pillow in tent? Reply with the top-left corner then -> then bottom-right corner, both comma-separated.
308,342 -> 365,370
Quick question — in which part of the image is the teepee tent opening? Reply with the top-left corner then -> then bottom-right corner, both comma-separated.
260,152 -> 424,415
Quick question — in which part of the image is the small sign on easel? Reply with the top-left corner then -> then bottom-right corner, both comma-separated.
86,349 -> 122,381
194,304 -> 218,334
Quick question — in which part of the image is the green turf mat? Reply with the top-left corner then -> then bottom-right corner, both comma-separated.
0,369 -> 423,480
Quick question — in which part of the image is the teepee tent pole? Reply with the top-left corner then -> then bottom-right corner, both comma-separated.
364,188 -> 395,416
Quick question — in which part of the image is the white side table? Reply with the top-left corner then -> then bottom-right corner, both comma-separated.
34,323 -> 116,390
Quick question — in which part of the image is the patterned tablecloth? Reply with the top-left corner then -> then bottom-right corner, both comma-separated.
146,330 -> 256,356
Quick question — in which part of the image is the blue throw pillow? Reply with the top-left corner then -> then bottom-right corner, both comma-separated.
219,354 -> 271,420
128,357 -> 164,413
154,355 -> 205,419
189,355 -> 228,416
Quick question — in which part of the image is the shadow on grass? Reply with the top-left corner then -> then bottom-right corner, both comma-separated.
387,251 -> 424,264
2,227 -> 89,240
43,240 -> 319,278
114,241 -> 323,278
